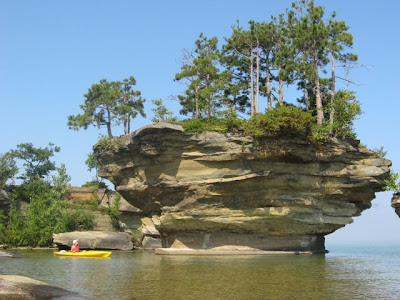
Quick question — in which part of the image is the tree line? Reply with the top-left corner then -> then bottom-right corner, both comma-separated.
174,0 -> 360,132
68,0 -> 361,139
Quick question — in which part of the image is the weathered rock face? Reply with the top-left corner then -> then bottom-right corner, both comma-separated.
68,186 -> 140,213
391,192 -> 400,217
53,231 -> 134,250
95,123 -> 391,252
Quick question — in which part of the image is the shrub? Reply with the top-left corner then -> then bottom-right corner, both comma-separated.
330,90 -> 362,138
82,180 -> 108,189
108,193 -> 122,219
95,135 -> 123,150
65,210 -> 95,231
245,106 -> 314,138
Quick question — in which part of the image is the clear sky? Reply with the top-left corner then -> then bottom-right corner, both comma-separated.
1,0 -> 399,242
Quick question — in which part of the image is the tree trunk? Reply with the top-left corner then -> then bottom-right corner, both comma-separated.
256,46 -> 260,113
313,49 -> 323,125
302,55 -> 309,111
278,66 -> 283,105
124,121 -> 128,135
206,73 -> 211,119
106,109 -> 113,138
195,85 -> 199,119
250,49 -> 255,116
303,74 -> 309,111
266,53 -> 272,110
330,53 -> 336,126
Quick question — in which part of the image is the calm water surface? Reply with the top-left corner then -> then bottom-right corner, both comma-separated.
1,241 -> 400,299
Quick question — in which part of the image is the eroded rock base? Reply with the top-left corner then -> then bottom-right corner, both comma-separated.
162,233 -> 326,253
155,249 -> 314,255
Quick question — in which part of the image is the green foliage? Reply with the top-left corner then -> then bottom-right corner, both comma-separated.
330,90 -> 362,138
151,99 -> 176,123
0,210 -> 7,242
373,147 -> 387,158
68,76 -> 146,138
178,118 -> 228,133
108,193 -> 122,219
82,180 -> 108,189
0,165 -> 71,247
385,172 -> 400,192
95,135 -> 123,150
175,33 -> 223,119
246,106 -> 314,137
85,152 -> 99,173
0,152 -> 17,189
65,210 -> 94,231
9,143 -> 60,182
309,123 -> 331,143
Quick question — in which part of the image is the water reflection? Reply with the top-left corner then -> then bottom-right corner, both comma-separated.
1,247 -> 400,300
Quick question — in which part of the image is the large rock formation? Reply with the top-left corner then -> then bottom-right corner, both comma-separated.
391,192 -> 400,217
53,231 -> 134,250
95,123 -> 391,253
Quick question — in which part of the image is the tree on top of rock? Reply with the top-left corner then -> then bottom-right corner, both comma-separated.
68,77 -> 145,138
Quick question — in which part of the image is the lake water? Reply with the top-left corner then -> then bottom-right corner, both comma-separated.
2,241 -> 400,299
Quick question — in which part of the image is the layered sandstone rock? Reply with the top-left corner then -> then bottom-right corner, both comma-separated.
391,192 -> 400,217
68,186 -> 140,213
53,231 -> 133,250
95,123 -> 391,252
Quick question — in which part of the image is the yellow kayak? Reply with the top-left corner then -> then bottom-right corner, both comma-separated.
54,250 -> 112,258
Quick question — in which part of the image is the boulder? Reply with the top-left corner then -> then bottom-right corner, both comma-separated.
95,123 -> 391,253
53,231 -> 133,250
141,217 -> 160,236
0,275 -> 76,299
142,236 -> 162,249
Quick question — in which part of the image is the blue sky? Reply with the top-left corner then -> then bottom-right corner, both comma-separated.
1,0 -> 399,242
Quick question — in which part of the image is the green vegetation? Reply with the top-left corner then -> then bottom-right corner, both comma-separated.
68,76 -> 146,138
245,106 -> 314,137
1,165 -> 72,246
108,193 -> 122,220
173,0 -> 358,126
94,135 -> 123,150
173,103 -> 358,142
82,180 -> 108,189
65,1 -> 362,142
0,153 -> 17,189
0,144 -> 96,247
151,99 -> 176,123
385,173 -> 400,192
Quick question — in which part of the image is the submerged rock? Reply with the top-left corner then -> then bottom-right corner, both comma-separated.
95,123 -> 391,253
0,275 -> 76,299
0,251 -> 24,258
53,231 -> 133,250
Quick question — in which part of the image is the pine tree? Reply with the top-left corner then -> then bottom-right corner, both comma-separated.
327,12 -> 358,126
290,0 -> 329,125
175,34 -> 221,119
224,22 -> 258,116
68,77 -> 145,137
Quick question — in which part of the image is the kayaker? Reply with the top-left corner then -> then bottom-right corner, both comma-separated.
71,239 -> 80,252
